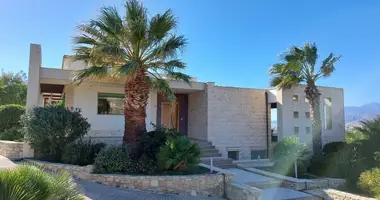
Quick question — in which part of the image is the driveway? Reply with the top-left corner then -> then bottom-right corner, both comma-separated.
0,156 -> 222,200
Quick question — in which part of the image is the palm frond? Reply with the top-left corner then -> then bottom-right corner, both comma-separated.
148,9 -> 177,42
149,78 -> 175,102
304,42 -> 318,72
124,0 -> 148,47
147,59 -> 186,71
111,60 -> 141,80
319,53 -> 341,77
72,66 -> 109,84
166,71 -> 191,84
145,35 -> 187,62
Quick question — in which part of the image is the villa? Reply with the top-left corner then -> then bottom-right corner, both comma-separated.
26,44 -> 345,163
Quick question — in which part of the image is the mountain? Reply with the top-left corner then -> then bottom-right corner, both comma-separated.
345,102 -> 380,130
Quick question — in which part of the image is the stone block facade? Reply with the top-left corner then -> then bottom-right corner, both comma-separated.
0,140 -> 24,160
225,182 -> 262,200
26,159 -> 230,197
207,85 -> 268,160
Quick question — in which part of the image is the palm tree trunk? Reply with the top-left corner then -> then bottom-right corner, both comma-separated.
305,83 -> 323,155
123,70 -> 150,144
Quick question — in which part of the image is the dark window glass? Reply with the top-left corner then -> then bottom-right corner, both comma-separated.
98,93 -> 124,115
251,150 -> 266,159
228,151 -> 239,160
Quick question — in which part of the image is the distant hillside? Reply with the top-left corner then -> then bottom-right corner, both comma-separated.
345,102 -> 380,130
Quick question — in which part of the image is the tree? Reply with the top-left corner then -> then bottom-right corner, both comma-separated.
72,0 -> 190,144
269,43 -> 341,155
0,70 -> 27,105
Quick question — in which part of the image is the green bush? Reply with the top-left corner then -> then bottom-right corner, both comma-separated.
0,165 -> 84,200
0,127 -> 23,141
138,125 -> 178,159
62,139 -> 106,166
157,136 -> 201,171
323,141 -> 346,155
358,168 -> 380,199
21,106 -> 91,162
272,136 -> 311,177
0,104 -> 25,141
93,146 -> 131,173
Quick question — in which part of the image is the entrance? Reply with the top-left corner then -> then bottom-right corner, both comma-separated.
158,94 -> 188,135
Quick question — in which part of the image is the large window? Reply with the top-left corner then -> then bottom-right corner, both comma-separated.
98,93 -> 124,115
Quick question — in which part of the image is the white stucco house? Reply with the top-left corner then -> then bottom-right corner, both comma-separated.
26,44 -> 345,161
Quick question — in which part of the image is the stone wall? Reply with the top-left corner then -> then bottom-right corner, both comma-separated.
225,182 -> 262,200
0,140 -> 24,160
26,159 -> 229,197
188,91 -> 208,140
306,189 -> 376,200
207,84 -> 268,160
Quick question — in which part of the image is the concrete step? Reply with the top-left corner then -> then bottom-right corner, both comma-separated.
214,163 -> 237,169
201,157 -> 235,164
201,148 -> 219,154
202,152 -> 222,157
248,180 -> 283,189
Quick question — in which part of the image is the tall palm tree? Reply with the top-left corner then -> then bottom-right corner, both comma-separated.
269,43 -> 341,155
72,0 -> 190,144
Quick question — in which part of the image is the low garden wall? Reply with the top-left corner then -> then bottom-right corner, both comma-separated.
26,159 -> 230,197
0,140 -> 24,160
306,189 -> 376,200
225,182 -> 262,200
241,167 -> 346,191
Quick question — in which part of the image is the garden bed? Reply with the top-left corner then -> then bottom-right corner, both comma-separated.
25,159 -> 231,197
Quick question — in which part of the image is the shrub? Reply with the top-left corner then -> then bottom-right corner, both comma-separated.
21,106 -> 91,162
0,126 -> 23,141
138,125 -> 178,159
272,136 -> 311,177
358,168 -> 380,198
136,154 -> 157,175
62,139 -> 106,166
157,136 -> 201,171
0,104 -> 25,140
0,165 -> 84,200
93,146 -> 131,173
323,141 -> 346,155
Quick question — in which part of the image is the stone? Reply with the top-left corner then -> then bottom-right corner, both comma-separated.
150,180 -> 159,187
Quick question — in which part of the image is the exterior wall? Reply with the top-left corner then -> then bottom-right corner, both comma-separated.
72,83 -> 157,145
207,84 -> 268,160
276,85 -> 345,149
188,91 -> 208,140
0,140 -> 24,160
62,56 -> 89,70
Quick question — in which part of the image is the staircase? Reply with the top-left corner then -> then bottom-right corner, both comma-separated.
192,139 -> 236,169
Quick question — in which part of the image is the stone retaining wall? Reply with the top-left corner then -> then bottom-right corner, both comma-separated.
306,189 -> 376,200
26,159 -> 230,197
226,182 -> 262,200
0,140 -> 24,160
242,167 -> 346,190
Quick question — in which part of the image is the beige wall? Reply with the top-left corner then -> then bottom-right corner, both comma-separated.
71,83 -> 157,145
188,91 -> 208,140
275,85 -> 345,149
207,84 -> 268,160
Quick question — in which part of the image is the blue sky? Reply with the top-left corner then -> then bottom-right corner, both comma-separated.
1,0 -> 379,106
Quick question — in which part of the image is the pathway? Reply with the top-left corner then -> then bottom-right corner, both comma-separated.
0,156 -> 221,200
225,168 -> 317,200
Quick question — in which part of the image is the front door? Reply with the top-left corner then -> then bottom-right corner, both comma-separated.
161,102 -> 179,130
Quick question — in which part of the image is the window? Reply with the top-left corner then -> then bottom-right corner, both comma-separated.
228,151 -> 239,160
324,98 -> 332,129
293,111 -> 299,118
306,127 -> 311,134
294,126 -> 299,135
98,93 -> 124,115
305,112 -> 310,119
293,95 -> 298,102
251,150 -> 266,159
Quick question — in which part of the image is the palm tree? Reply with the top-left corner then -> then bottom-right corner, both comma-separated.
72,0 -> 190,144
269,43 -> 341,155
